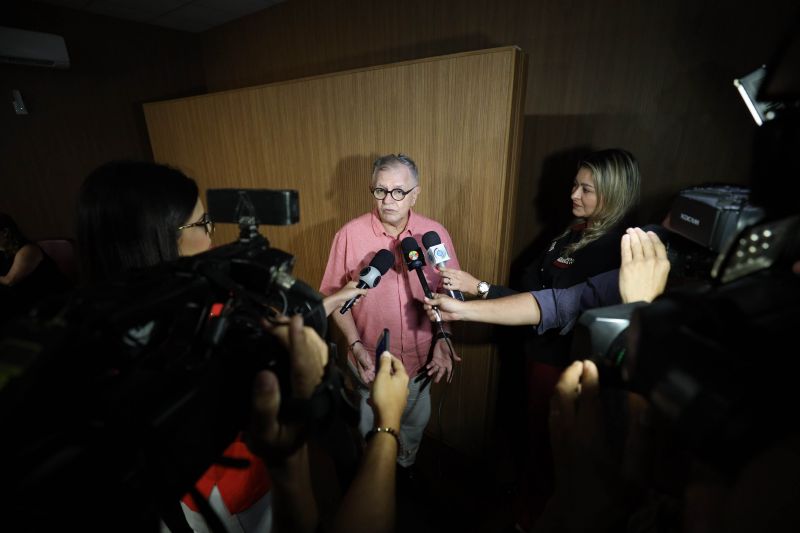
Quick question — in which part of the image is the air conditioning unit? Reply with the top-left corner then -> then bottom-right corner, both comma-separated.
0,26 -> 70,69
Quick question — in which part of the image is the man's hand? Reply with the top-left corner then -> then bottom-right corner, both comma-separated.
352,342 -> 376,384
426,337 -> 461,383
423,293 -> 466,322
371,351 -> 409,428
619,227 -> 670,304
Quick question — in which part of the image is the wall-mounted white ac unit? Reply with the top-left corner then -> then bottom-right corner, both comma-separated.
0,26 -> 70,69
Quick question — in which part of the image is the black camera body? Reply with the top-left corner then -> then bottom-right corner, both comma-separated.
571,213 -> 800,473
0,189 -> 343,531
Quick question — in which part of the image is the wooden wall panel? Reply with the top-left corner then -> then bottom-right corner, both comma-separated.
144,47 -> 525,455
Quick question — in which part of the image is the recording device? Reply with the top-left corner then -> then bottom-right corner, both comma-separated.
340,249 -> 395,314
571,210 -> 800,473
400,236 -> 432,296
667,185 -> 764,253
660,185 -> 766,285
400,236 -> 442,322
422,231 -> 450,267
0,189 -> 355,531
376,328 -> 390,369
421,230 -> 465,301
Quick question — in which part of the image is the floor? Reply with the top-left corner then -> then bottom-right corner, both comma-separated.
310,347 -> 532,532
394,434 -> 520,533
309,423 -> 524,533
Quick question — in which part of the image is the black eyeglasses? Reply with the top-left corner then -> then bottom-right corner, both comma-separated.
371,185 -> 417,201
178,212 -> 215,236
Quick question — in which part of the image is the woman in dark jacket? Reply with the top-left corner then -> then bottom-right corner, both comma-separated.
435,148 -> 641,528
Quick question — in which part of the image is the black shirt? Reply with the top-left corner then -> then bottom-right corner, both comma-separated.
490,223 -> 626,365
524,222 -> 625,290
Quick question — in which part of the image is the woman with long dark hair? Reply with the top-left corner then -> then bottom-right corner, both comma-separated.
77,160 -> 211,282
75,160 -> 368,532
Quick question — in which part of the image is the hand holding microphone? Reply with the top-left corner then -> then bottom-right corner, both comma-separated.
421,231 -> 466,301
323,281 -> 368,316
436,267 -> 481,297
401,236 -> 462,381
400,236 -> 442,322
423,293 -> 468,322
339,249 -> 395,314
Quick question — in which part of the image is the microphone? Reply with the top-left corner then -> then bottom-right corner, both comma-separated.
400,236 -> 442,322
421,231 -> 465,301
339,248 -> 395,314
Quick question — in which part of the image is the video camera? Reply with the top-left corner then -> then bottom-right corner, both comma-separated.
661,184 -> 765,283
0,189 -> 351,531
571,214 -> 800,473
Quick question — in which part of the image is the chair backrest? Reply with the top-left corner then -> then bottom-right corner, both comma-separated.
37,239 -> 79,285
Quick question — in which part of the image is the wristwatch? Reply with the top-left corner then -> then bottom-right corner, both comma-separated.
477,281 -> 490,298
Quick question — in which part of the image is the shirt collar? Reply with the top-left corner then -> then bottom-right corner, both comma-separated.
371,208 -> 416,238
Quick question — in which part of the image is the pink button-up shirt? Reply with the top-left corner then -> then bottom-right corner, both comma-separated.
320,209 -> 460,377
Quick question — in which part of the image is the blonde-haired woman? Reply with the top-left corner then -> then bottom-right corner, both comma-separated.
436,148 -> 641,530
441,148 -> 640,300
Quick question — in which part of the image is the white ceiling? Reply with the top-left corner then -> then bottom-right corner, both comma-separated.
34,0 -> 285,33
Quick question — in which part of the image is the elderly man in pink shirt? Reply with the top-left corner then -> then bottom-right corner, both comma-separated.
320,153 -> 460,470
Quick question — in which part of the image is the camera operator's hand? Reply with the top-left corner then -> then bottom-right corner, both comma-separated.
270,314 -> 328,397
536,360 -> 653,533
370,351 -> 409,428
248,314 -> 328,459
438,267 -> 481,297
423,293 -> 466,322
426,337 -> 461,383
352,341 -> 376,384
322,280 -> 368,316
619,227 -> 670,304
248,314 -> 327,533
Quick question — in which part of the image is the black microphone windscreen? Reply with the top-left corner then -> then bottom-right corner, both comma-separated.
400,237 -> 424,267
400,236 -> 418,254
421,231 -> 442,250
370,248 -> 395,274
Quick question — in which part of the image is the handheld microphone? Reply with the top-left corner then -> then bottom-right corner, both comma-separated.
400,236 -> 432,297
339,248 -> 395,314
400,236 -> 442,322
421,231 -> 465,301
